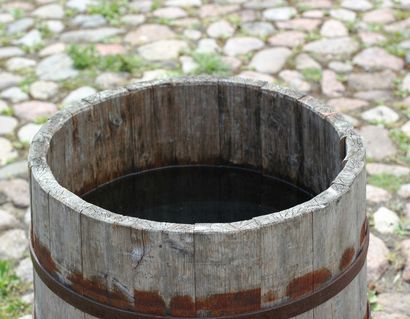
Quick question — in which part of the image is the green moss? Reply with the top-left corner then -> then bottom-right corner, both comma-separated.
12,141 -> 29,151
393,102 -> 410,118
190,53 -> 231,76
98,55 -> 145,73
345,20 -> 359,33
367,23 -> 384,32
297,3 -> 312,13
242,51 -> 254,64
9,8 -> 25,19
390,129 -> 410,153
165,69 -> 184,78
22,43 -> 44,54
88,0 -> 128,25
60,76 -> 90,91
386,45 -> 407,58
34,115 -> 49,124
367,173 -> 403,193
0,260 -> 30,319
151,0 -> 162,11
373,0 -> 384,8
368,290 -> 382,312
305,30 -> 321,41
395,221 -> 410,237
65,8 -> 76,18
381,32 -> 407,58
155,17 -> 173,26
0,24 -> 22,47
38,23 -> 53,39
67,44 -> 147,75
301,68 -> 322,82
0,107 -> 14,116
19,73 -> 37,94
67,45 -> 99,70
394,10 -> 410,20
336,74 -> 348,83
395,89 -> 409,99
225,14 -> 241,28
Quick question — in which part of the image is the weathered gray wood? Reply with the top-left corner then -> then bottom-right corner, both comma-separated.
66,102 -> 95,195
104,217 -> 136,311
127,82 -> 156,170
30,77 -> 367,319
34,272 -> 87,319
194,221 -> 261,317
80,209 -> 111,306
261,83 -> 305,187
176,77 -> 220,164
129,219 -> 165,315
83,88 -> 135,187
219,78 -> 263,167
48,189 -> 82,286
160,223 -> 195,317
312,264 -> 367,318
254,210 -> 314,309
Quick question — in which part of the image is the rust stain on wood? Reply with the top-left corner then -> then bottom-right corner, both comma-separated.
32,231 -> 58,275
170,295 -> 196,317
110,285 -> 133,310
33,230 -> 132,310
339,247 -> 355,271
313,268 -> 332,289
68,272 -> 109,304
196,288 -> 261,316
134,290 -> 166,316
66,271 -> 133,310
364,304 -> 370,319
286,268 -> 332,299
262,290 -> 277,303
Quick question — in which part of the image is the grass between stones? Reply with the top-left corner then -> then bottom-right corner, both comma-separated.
0,107 -> 14,117
381,32 -> 407,58
19,73 -> 37,94
301,68 -> 323,82
151,0 -> 162,11
190,53 -> 231,76
67,44 -> 147,74
395,221 -> 410,237
390,129 -> 410,154
368,173 -> 407,193
0,260 -> 30,319
368,289 -> 382,312
88,0 -> 129,26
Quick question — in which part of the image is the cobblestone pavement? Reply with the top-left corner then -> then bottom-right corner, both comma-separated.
0,0 -> 409,318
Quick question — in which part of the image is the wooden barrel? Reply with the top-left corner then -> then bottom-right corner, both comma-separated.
29,77 -> 368,319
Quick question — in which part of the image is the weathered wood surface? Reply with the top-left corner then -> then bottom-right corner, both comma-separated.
30,77 -> 367,318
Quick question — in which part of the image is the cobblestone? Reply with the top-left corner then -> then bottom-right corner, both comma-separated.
0,0 -> 408,316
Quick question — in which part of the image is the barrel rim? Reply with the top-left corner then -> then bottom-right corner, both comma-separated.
28,76 -> 366,234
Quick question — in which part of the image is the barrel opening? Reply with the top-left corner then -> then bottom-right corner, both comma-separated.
47,81 -> 346,223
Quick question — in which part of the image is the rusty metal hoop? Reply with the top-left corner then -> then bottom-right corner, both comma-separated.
31,221 -> 370,319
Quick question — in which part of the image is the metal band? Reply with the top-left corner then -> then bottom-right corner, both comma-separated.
31,220 -> 369,319
33,304 -> 371,319
33,305 -> 371,319
34,305 -> 370,319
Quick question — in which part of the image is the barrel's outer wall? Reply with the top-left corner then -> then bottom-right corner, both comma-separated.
30,78 -> 367,319
34,267 -> 367,319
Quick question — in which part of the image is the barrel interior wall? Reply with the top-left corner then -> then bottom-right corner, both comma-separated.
48,82 -> 345,198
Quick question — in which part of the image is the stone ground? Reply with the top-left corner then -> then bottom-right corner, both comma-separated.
0,0 -> 409,318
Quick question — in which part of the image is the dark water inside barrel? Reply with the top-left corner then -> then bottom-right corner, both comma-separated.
83,166 -> 314,224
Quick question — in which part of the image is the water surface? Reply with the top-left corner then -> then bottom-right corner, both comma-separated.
83,166 -> 314,224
